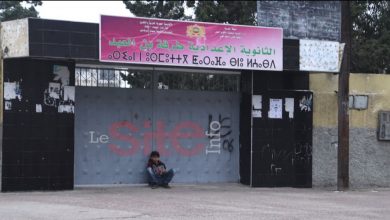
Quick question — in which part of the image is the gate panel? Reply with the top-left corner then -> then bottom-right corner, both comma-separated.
154,90 -> 240,183
75,87 -> 153,185
75,87 -> 240,185
251,90 -> 313,187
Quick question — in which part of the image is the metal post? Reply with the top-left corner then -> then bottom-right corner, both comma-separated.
0,22 -> 3,123
338,1 -> 351,191
0,22 -> 3,191
250,70 -> 253,186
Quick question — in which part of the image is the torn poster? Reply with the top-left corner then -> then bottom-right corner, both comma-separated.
36,104 -> 42,113
268,99 -> 283,119
285,98 -> 294,119
252,95 -> 262,118
4,82 -> 22,101
58,104 -> 74,113
63,86 -> 75,102
53,65 -> 70,87
58,86 -> 75,113
48,82 -> 61,99
5,101 -> 12,110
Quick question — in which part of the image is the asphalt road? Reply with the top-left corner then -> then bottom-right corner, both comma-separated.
0,183 -> 389,220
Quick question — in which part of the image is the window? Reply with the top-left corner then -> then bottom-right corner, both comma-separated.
156,71 -> 240,92
75,67 -> 152,89
75,67 -> 240,92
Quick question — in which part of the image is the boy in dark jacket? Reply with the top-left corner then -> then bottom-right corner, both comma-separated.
146,151 -> 174,189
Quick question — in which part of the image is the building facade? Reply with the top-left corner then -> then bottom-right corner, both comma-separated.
1,1 -> 387,192
0,16 -> 313,191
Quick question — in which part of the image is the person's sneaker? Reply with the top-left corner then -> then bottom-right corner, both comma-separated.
150,184 -> 158,189
161,184 -> 171,189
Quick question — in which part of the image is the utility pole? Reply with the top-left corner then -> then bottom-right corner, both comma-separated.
338,1 -> 351,191
0,22 -> 3,191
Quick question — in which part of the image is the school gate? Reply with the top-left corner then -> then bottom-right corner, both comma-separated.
74,68 -> 240,184
1,17 -> 314,191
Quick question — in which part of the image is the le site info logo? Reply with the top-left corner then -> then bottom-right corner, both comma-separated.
87,118 -> 232,157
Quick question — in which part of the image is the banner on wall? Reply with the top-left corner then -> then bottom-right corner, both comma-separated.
100,15 -> 283,71
299,39 -> 341,72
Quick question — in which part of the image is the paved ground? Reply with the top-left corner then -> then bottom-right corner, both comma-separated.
0,183 -> 389,220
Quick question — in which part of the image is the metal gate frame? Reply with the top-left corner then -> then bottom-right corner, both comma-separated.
74,66 -> 241,185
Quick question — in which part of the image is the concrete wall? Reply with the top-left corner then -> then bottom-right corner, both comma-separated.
0,19 -> 29,58
311,73 -> 390,188
0,123 -> 2,191
257,1 -> 341,41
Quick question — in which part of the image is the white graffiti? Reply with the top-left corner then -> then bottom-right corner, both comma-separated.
205,120 -> 221,154
89,131 -> 109,144
299,95 -> 313,112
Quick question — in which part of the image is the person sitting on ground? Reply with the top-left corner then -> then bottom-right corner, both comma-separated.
146,151 -> 174,189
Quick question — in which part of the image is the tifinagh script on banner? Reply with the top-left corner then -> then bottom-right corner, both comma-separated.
100,15 -> 283,71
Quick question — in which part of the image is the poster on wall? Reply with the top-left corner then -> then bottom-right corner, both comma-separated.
5,101 -> 12,110
42,65 -> 74,114
268,98 -> 283,119
299,39 -> 340,72
36,104 -> 42,113
58,86 -> 75,113
252,95 -> 262,118
285,98 -> 294,119
4,82 -> 22,101
48,82 -> 61,99
100,15 -> 283,71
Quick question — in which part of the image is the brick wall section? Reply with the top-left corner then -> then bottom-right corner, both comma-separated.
257,1 -> 341,41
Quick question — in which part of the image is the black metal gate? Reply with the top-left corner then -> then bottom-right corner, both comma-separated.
250,90 -> 313,187
239,71 -> 312,187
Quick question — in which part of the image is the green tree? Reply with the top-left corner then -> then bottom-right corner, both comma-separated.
0,1 -> 42,22
122,0 -> 257,25
123,0 -> 187,20
190,1 -> 256,25
351,1 -> 390,73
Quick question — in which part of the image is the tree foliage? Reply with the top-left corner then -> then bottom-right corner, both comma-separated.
0,0 -> 42,22
122,0 -> 256,25
190,1 -> 256,25
123,0 -> 188,20
351,1 -> 390,73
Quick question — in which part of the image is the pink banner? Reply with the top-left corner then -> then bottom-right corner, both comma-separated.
100,15 -> 283,71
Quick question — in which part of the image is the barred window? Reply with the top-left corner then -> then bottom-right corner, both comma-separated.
156,71 -> 240,92
75,67 -> 152,89
75,67 -> 240,92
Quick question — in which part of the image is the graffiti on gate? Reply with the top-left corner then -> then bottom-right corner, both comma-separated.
299,95 -> 313,112
259,143 -> 312,175
89,120 -> 204,157
87,117 -> 235,157
205,114 -> 234,154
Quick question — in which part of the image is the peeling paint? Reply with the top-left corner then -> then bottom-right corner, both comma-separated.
0,19 -> 29,58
